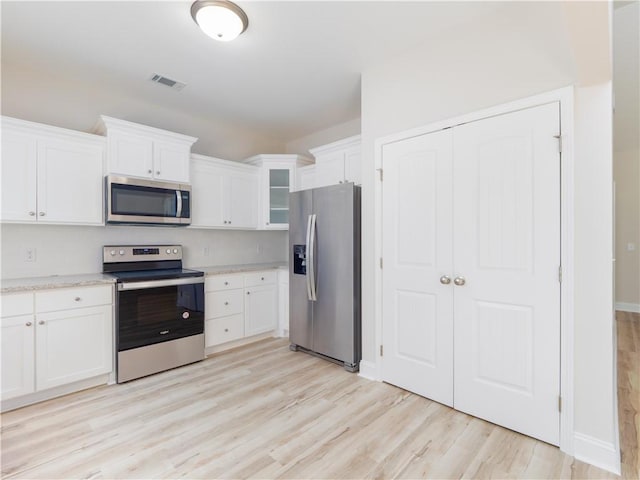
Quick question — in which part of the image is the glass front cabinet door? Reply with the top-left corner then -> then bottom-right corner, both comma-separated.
242,154 -> 313,230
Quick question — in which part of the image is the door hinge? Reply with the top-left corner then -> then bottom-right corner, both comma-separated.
380,345 -> 384,357
558,396 -> 562,412
554,135 -> 563,153
558,265 -> 562,283
379,257 -> 383,269
377,168 -> 383,181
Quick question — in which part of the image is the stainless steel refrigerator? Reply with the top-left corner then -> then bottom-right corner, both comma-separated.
289,182 -> 361,372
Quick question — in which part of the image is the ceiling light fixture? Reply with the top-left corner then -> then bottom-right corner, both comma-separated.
191,0 -> 248,42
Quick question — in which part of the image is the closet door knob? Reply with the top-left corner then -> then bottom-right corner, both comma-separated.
454,276 -> 466,286
439,275 -> 451,285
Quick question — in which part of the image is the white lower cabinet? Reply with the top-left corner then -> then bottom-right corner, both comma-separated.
1,285 -> 113,405
245,284 -> 278,337
205,270 -> 278,350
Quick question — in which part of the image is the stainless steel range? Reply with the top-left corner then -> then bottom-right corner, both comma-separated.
103,245 -> 205,383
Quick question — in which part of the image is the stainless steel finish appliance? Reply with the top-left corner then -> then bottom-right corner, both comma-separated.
106,175 -> 191,225
103,245 -> 204,383
289,183 -> 361,372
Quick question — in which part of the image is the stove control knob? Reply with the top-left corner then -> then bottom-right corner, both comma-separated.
110,250 -> 116,256
166,248 -> 171,254
119,250 -> 125,256
173,248 -> 178,254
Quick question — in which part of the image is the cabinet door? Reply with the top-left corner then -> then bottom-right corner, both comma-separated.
107,131 -> 153,178
37,138 -> 104,224
153,141 -> 190,183
1,315 -> 35,400
266,168 -> 292,229
1,130 -> 37,222
344,146 -> 361,185
36,305 -> 112,391
315,152 -> 345,188
295,165 -> 316,191
229,171 -> 258,228
244,284 -> 277,336
190,162 -> 226,227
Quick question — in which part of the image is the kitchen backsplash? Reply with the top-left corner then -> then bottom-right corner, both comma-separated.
0,224 -> 287,279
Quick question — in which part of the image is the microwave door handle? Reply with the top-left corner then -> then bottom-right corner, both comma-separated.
176,191 -> 183,218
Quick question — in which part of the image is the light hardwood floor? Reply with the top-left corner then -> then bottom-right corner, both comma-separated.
1,315 -> 638,479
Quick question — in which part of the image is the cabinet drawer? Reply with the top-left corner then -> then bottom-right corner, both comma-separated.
36,285 -> 113,313
206,289 -> 243,319
1,292 -> 34,317
244,270 -> 277,287
205,274 -> 244,292
205,314 -> 244,347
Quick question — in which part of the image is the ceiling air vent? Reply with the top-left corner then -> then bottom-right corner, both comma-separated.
149,73 -> 186,91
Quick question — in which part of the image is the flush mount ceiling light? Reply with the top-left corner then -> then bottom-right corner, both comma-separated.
191,0 -> 248,42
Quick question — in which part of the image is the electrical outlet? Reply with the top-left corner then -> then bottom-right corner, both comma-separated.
25,248 -> 36,262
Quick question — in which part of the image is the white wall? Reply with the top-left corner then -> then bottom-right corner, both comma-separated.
1,61 -> 284,161
285,117 -> 361,156
1,224 -> 287,279
360,0 -> 616,469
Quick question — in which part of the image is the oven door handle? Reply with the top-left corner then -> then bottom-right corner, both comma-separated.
117,276 -> 204,291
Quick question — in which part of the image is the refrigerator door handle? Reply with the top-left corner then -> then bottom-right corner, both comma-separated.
309,214 -> 318,301
305,214 -> 314,300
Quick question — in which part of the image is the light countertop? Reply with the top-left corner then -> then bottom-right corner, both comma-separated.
1,273 -> 116,294
1,263 -> 288,293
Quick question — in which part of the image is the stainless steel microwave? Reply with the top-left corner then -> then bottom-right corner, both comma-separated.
106,175 -> 191,225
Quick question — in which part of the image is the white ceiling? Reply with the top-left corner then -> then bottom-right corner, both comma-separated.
2,1 -> 515,142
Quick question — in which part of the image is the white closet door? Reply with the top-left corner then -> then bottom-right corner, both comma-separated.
453,102 -> 561,445
381,129 -> 454,406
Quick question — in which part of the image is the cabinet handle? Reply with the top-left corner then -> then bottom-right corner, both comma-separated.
74,297 -> 81,302
39,212 -> 46,216
38,320 -> 45,325
25,322 -> 32,327
28,211 -> 35,216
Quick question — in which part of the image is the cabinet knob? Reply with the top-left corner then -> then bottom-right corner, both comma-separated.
25,322 -> 32,327
247,291 -> 250,295
38,320 -> 45,325
224,301 -> 229,306
156,171 -> 161,176
74,297 -> 81,302
224,328 -> 229,332
39,212 -> 46,216
339,180 -> 343,184
266,222 -> 270,225
439,275 -> 451,285
261,277 -> 265,281
224,281 -> 229,286
28,211 -> 36,216
228,221 -> 231,225
147,169 -> 153,174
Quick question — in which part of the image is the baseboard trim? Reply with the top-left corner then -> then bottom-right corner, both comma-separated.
573,432 -> 620,475
358,360 -> 379,381
615,302 -> 640,313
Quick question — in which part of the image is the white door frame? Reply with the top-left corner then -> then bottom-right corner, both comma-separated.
372,85 -> 575,455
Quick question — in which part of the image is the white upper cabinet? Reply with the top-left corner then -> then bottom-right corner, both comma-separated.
94,116 -> 197,183
295,165 -> 316,191
1,116 -> 105,225
243,154 -> 313,230
190,154 -> 259,229
310,135 -> 361,188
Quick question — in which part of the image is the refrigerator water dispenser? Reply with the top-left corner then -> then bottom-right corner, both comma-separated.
293,244 -> 306,275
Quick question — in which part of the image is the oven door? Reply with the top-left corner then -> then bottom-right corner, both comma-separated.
116,277 -> 204,351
